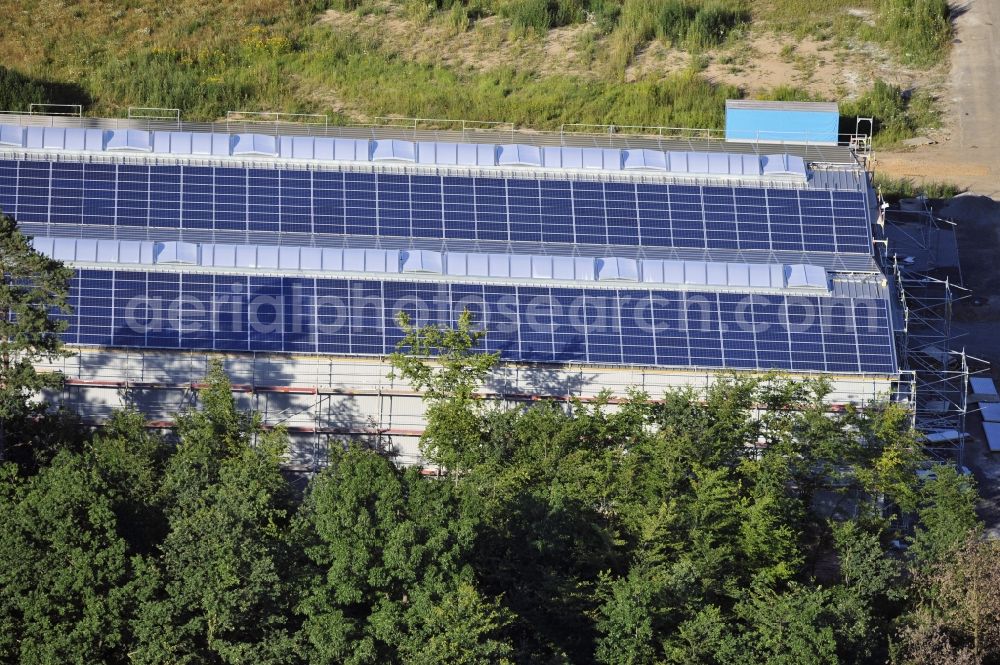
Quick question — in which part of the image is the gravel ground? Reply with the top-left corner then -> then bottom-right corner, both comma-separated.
876,0 -> 1000,197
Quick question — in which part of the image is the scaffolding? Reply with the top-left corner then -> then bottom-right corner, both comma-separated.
883,197 -> 971,463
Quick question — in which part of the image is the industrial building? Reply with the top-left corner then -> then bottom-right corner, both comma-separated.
0,104 -> 966,468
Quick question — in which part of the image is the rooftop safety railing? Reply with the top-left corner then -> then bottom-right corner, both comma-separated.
0,109 -> 866,163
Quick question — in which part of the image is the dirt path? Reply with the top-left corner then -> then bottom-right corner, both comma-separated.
875,0 -> 1000,196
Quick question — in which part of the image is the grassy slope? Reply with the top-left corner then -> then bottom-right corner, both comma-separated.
0,0 -> 950,140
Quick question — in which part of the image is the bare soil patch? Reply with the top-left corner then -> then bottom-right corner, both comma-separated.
874,0 -> 1000,196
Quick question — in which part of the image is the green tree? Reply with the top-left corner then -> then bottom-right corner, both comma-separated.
389,309 -> 499,471
130,362 -> 300,664
0,215 -> 74,463
734,582 -> 840,665
397,583 -> 514,665
0,454 -> 137,664
896,534 -> 1000,664
909,466 -> 981,570
295,446 -> 484,664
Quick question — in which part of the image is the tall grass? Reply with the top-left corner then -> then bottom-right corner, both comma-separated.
90,48 -> 296,120
0,66 -> 90,112
607,0 -> 748,72
840,79 -> 940,147
295,28 -> 739,128
875,0 -> 952,67
874,173 -> 963,202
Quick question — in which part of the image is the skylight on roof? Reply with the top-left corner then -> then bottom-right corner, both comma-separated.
106,129 -> 152,152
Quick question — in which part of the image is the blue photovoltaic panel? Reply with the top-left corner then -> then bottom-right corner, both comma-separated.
76,269 -> 896,374
0,159 -> 873,255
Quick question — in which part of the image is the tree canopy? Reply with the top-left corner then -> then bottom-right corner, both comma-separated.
0,315 -> 994,664
0,215 -> 74,465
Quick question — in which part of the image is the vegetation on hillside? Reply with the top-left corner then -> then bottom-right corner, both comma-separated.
873,173 -> 963,202
0,0 -> 949,144
0,243 -> 996,662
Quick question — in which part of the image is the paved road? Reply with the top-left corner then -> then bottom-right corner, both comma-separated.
876,0 -> 1000,196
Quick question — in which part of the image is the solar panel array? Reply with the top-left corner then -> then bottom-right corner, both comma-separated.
0,124 -> 809,179
65,269 -> 896,374
0,160 -> 872,254
32,236 -> 831,293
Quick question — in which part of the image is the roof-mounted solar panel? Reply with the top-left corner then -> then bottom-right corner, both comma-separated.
314,138 -> 335,161
321,248 -> 344,272
418,141 -> 457,165
400,249 -> 443,273
542,146 -> 583,169
333,138 -> 369,162
235,245 -> 257,268
278,246 -> 300,270
232,133 -> 278,157
784,264 -> 829,290
191,132 -> 230,156
96,239 -> 119,263
300,247 -> 323,271
75,239 -> 98,263
51,238 -> 76,261
280,136 -> 319,160
667,151 -> 689,173
497,144 -> 542,167
726,262 -> 751,288
734,154 -> 761,176
706,262 -> 728,285
155,241 -> 198,265
684,260 -> 708,285
748,263 -> 775,288
555,256 -> 595,281
623,149 -> 667,171
761,153 -> 807,178
106,128 -> 152,152
367,249 -> 400,273
256,245 -> 279,269
531,256 -> 554,279
211,244 -> 237,268
687,152 -> 710,173
31,237 -> 54,256
63,128 -> 88,151
372,139 -> 416,163
488,253 -> 511,278
0,124 -> 24,147
707,153 -> 730,175
597,256 -> 639,281
453,143 -> 496,167
152,131 -> 194,155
